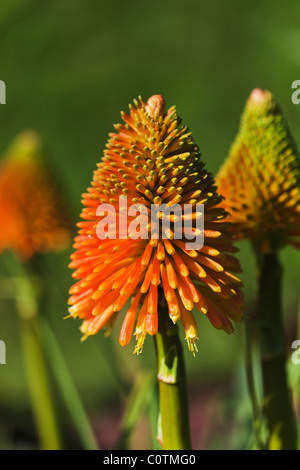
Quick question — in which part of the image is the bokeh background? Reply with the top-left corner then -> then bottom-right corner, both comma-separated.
0,0 -> 300,450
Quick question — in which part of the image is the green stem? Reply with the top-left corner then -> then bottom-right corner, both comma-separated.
2,252 -> 61,449
40,318 -> 98,450
154,305 -> 191,450
117,372 -> 155,450
244,321 -> 264,449
20,317 -> 61,450
255,249 -> 297,450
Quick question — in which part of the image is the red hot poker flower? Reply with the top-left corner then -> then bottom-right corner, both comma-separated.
68,95 -> 243,354
0,131 -> 72,260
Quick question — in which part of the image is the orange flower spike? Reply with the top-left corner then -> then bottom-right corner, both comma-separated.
216,90 -> 300,449
0,130 -> 72,260
216,88 -> 300,252
69,95 -> 243,353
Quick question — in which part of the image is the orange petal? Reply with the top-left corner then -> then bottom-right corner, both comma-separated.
119,291 -> 142,346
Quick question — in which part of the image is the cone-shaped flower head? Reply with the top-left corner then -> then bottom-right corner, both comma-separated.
68,95 -> 243,354
216,88 -> 300,252
0,130 -> 72,260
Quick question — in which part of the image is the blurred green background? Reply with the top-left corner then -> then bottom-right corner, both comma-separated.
0,0 -> 300,450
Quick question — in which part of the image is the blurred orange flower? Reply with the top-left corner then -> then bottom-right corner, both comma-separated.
68,95 -> 243,354
216,88 -> 300,252
0,131 -> 72,260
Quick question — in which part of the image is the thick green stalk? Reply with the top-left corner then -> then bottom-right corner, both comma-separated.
255,250 -> 297,450
154,306 -> 191,450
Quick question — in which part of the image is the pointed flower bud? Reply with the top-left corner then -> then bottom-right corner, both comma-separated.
216,89 -> 300,252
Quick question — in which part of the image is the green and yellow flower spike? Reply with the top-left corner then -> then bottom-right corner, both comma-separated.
217,89 -> 299,450
217,88 -> 300,253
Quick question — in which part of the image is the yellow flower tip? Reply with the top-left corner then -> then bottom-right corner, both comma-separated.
186,336 -> 199,356
180,308 -> 200,355
104,327 -> 112,338
80,334 -> 88,342
11,130 -> 42,158
67,306 -> 77,317
145,94 -> 165,118
133,329 -> 146,355
245,88 -> 277,121
63,314 -> 72,320
170,312 -> 180,324
249,88 -> 270,104
184,321 -> 199,355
